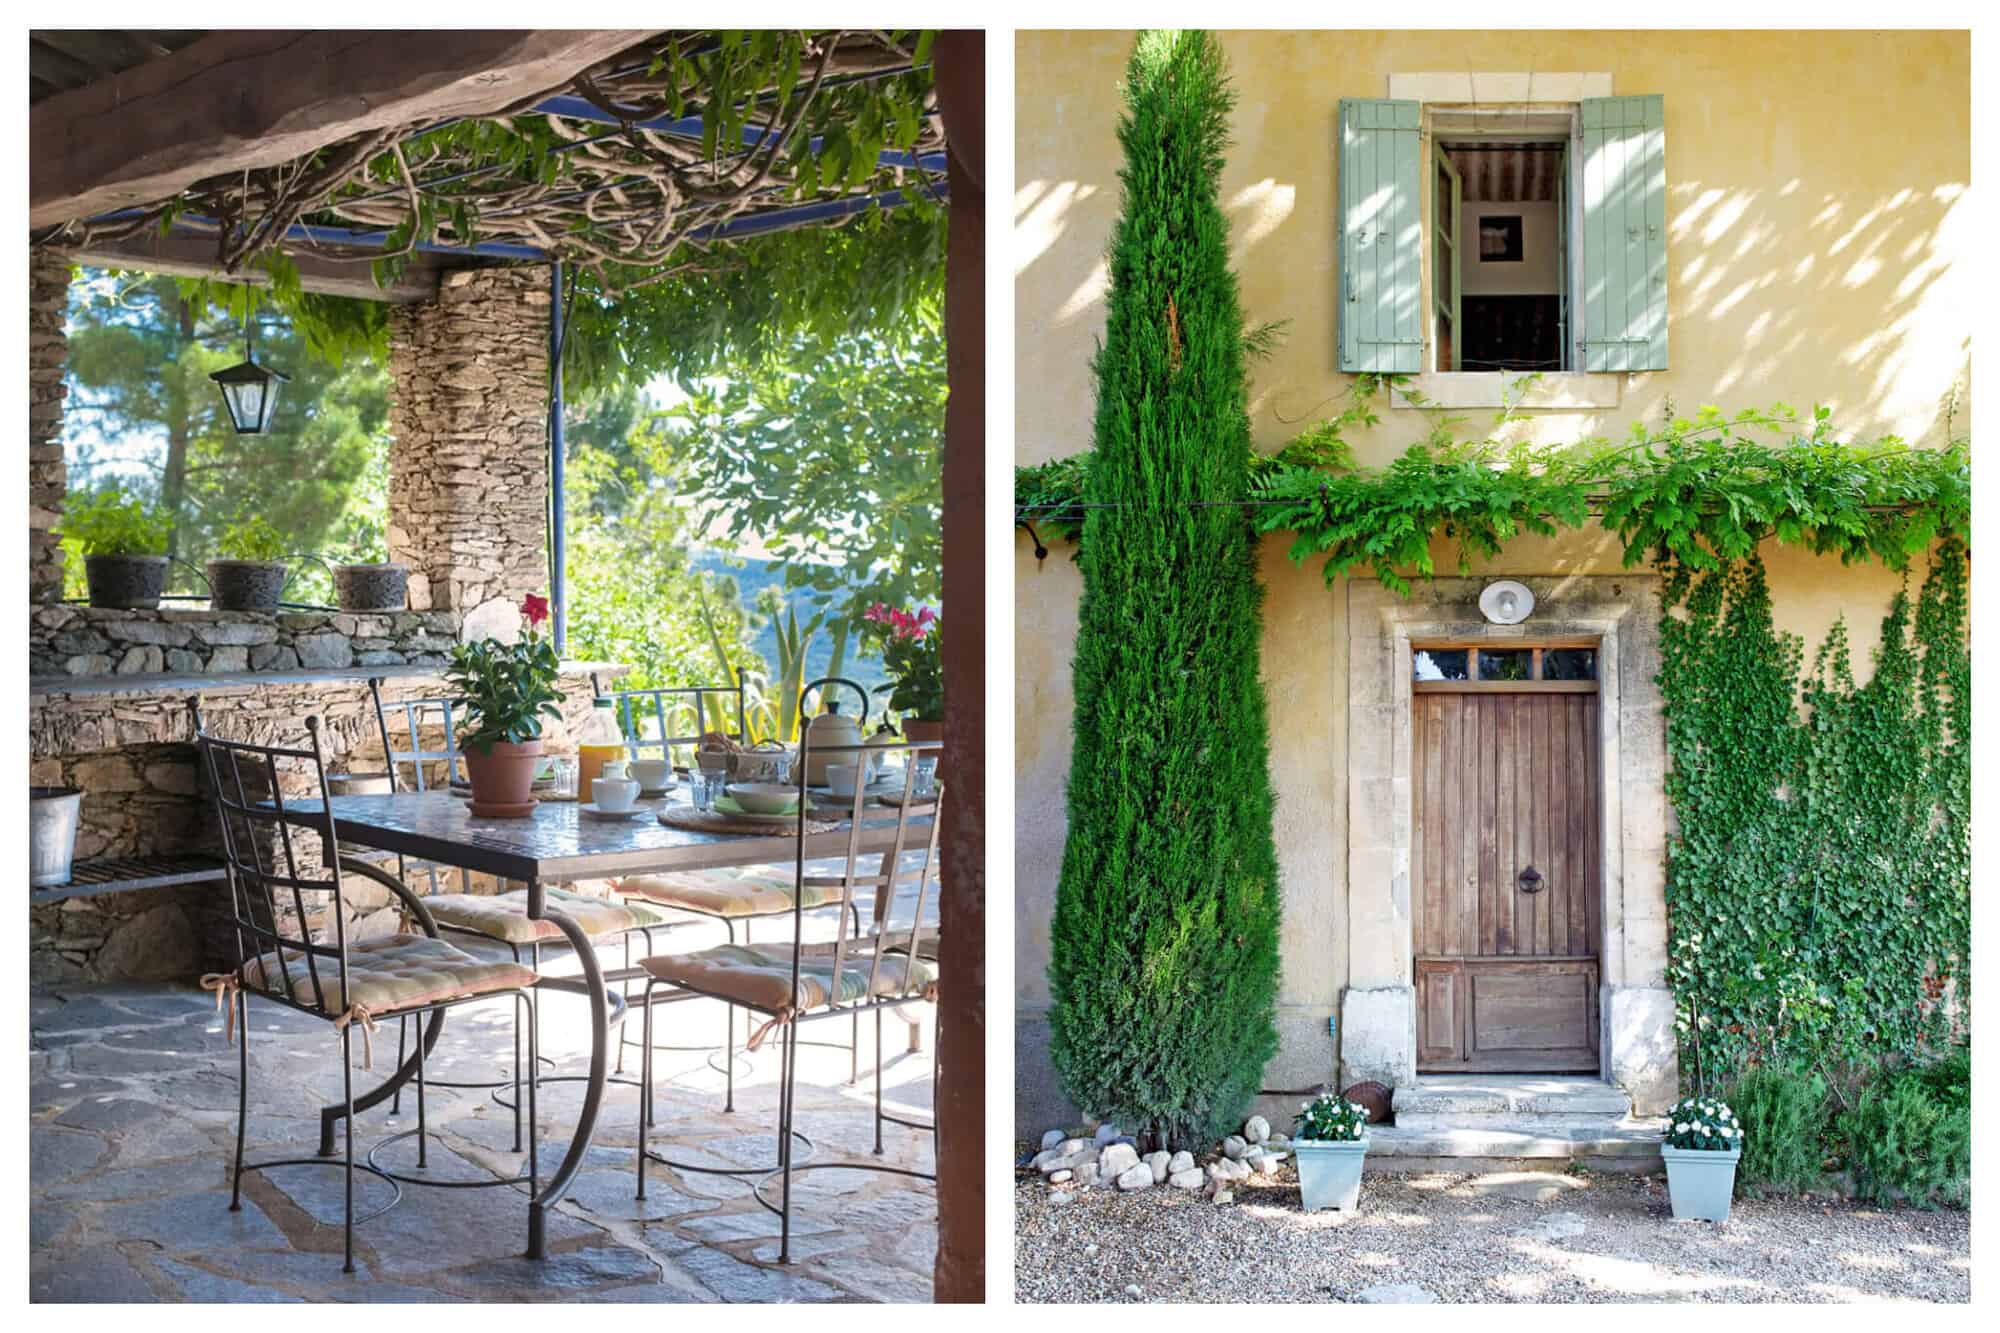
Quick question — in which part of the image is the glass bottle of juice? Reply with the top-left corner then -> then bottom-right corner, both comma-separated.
575,698 -> 627,790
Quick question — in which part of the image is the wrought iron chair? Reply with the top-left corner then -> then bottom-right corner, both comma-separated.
634,734 -> 943,1262
192,706 -> 541,1273
601,677 -> 869,1093
364,678 -> 679,1138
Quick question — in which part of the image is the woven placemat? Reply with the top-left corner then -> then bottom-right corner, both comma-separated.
657,806 -> 841,836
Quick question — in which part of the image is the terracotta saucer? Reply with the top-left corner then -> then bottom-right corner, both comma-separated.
468,799 -> 538,818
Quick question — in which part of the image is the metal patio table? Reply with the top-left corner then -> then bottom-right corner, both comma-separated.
286,788 -> 927,1259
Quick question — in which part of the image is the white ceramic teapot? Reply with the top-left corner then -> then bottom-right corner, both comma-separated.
801,677 -> 868,785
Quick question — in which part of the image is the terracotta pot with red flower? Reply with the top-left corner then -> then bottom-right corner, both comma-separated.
863,602 -> 944,750
444,593 -> 563,817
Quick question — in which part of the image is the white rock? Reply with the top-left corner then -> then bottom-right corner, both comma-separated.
1049,1169 -> 1072,1183
1355,1283 -> 1437,1304
1084,1244 -> 1100,1259
1145,1150 -> 1172,1184
1522,1211 -> 1590,1242
1123,1285 -> 1143,1298
1116,1162 -> 1155,1191
1169,1150 -> 1195,1173
1074,1163 -> 1100,1188
1169,1168 -> 1205,1190
1048,1191 -> 1074,1206
1213,1189 -> 1234,1205
1093,1123 -> 1122,1145
1041,1129 -> 1066,1151
1099,1143 -> 1140,1177
1222,1135 -> 1248,1160
1245,1115 -> 1270,1144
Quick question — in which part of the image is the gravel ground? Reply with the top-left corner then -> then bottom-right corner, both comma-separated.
1014,1168 -> 1970,1303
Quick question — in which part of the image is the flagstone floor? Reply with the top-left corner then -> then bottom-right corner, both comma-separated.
30,893 -> 938,1303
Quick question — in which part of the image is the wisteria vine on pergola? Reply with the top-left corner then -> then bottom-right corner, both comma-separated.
34,30 -> 945,295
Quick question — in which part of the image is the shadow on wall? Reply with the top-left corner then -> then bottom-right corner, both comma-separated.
1017,36 -> 1970,458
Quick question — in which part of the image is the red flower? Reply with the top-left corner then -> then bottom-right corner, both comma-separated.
521,593 -> 550,628
916,606 -> 937,625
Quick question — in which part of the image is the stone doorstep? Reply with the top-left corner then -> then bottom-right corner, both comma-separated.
1390,1074 -> 1633,1120
1363,1118 -> 1666,1173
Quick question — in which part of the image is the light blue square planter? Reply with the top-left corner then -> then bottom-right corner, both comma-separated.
1661,1144 -> 1740,1221
1294,1137 -> 1370,1212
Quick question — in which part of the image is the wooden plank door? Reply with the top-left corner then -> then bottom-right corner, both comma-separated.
1413,672 -> 1601,1072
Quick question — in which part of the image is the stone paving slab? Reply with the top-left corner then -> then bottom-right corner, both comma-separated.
31,972 -> 939,1303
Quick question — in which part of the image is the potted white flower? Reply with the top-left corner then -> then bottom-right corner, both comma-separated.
1292,1092 -> 1370,1212
1661,1095 -> 1743,1221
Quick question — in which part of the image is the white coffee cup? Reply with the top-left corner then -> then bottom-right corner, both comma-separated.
592,775 -> 640,812
826,763 -> 860,797
630,758 -> 672,792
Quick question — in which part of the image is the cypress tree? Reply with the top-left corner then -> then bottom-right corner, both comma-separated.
1047,30 -> 1282,1149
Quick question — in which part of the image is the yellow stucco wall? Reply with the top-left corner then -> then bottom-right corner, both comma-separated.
1013,29 -> 1969,1124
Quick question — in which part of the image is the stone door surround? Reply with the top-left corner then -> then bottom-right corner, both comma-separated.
1339,574 -> 1677,1112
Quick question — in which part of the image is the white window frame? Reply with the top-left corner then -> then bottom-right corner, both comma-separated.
1386,73 -> 1623,412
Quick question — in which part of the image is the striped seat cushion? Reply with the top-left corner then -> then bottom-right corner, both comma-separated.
240,934 -> 537,1016
640,941 -> 934,1015
423,885 -> 671,945
611,869 -> 845,919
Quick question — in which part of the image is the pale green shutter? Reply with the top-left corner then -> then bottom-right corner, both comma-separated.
1579,95 -> 1668,372
1338,98 -> 1423,374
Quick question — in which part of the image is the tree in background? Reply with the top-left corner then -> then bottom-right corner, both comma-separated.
1047,31 -> 1282,1148
643,324 -> 945,674
61,269 -> 389,601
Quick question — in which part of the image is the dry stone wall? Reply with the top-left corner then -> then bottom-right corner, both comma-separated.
30,606 -> 462,679
386,266 -> 552,619
30,668 -> 607,985
30,250 -> 69,604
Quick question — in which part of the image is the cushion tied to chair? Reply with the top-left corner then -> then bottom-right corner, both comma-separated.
334,1003 -> 381,1069
745,1006 -> 795,1052
199,972 -> 242,1042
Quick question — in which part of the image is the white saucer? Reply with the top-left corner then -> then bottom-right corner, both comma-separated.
579,802 -> 648,820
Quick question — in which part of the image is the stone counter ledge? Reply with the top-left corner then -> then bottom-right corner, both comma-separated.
29,604 -> 466,679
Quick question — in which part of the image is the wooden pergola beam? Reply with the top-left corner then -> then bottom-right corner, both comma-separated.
60,230 -> 445,303
31,29 -> 656,229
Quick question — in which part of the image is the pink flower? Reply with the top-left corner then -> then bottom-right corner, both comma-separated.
916,607 -> 937,626
864,603 -> 891,625
521,593 -> 550,628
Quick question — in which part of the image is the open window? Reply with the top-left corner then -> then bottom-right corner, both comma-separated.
1339,95 -> 1668,377
1435,139 -> 1567,372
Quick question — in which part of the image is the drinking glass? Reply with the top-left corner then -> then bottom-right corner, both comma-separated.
912,754 -> 939,799
690,771 -> 716,812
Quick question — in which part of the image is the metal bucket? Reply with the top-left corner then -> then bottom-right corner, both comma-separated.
30,786 -> 83,888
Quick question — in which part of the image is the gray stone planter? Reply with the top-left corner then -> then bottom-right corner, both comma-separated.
206,559 -> 289,613
30,786 -> 82,888
1661,1144 -> 1739,1221
1294,1136 -> 1370,1212
334,562 -> 409,612
83,554 -> 169,610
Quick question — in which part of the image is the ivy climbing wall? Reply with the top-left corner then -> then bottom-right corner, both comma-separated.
1660,544 -> 1970,1089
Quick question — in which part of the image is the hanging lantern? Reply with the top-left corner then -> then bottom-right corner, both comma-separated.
208,322 -> 289,435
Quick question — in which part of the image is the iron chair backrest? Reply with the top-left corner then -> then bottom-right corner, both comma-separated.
367,677 -> 468,794
595,670 -> 751,764
790,727 -> 945,1012
365,677 -> 466,896
192,700 -> 354,1019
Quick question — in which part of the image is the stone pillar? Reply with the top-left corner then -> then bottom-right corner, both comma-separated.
30,250 -> 71,603
386,266 -> 551,620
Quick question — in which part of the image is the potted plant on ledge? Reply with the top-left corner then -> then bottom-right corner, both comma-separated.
207,516 -> 291,613
65,491 -> 173,610
332,554 -> 410,611
1292,1091 -> 1371,1212
1661,1095 -> 1743,1222
864,602 -> 943,743
444,593 -> 562,817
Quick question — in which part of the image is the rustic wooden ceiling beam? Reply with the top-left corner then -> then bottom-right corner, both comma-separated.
57,230 -> 446,304
31,29 -> 659,229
